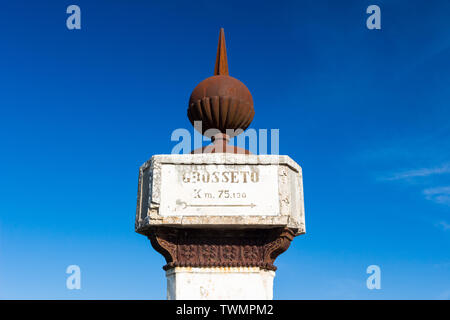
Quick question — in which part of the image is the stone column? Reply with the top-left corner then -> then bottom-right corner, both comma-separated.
135,154 -> 305,300
166,267 -> 275,300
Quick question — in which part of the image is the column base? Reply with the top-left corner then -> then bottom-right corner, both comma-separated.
166,267 -> 275,300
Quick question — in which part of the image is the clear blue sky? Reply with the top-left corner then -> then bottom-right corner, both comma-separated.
0,0 -> 449,299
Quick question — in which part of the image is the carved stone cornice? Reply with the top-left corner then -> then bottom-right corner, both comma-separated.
146,227 -> 296,271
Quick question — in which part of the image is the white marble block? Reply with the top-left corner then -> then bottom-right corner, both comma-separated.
135,154 -> 305,235
166,267 -> 275,300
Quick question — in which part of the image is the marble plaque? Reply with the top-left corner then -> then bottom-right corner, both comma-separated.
135,154 -> 305,235
159,164 -> 279,216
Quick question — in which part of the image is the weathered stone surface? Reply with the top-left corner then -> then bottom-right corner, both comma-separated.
166,267 -> 275,300
135,154 -> 305,235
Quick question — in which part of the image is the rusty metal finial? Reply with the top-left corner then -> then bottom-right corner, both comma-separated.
188,28 -> 255,154
214,28 -> 229,76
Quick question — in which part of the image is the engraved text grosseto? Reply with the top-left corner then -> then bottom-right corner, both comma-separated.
182,171 -> 259,184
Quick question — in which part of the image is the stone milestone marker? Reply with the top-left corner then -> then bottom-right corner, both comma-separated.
135,29 -> 305,300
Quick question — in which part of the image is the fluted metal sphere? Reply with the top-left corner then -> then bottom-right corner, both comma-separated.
188,75 -> 254,137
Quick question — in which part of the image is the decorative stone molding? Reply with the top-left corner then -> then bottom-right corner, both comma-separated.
146,227 -> 296,271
